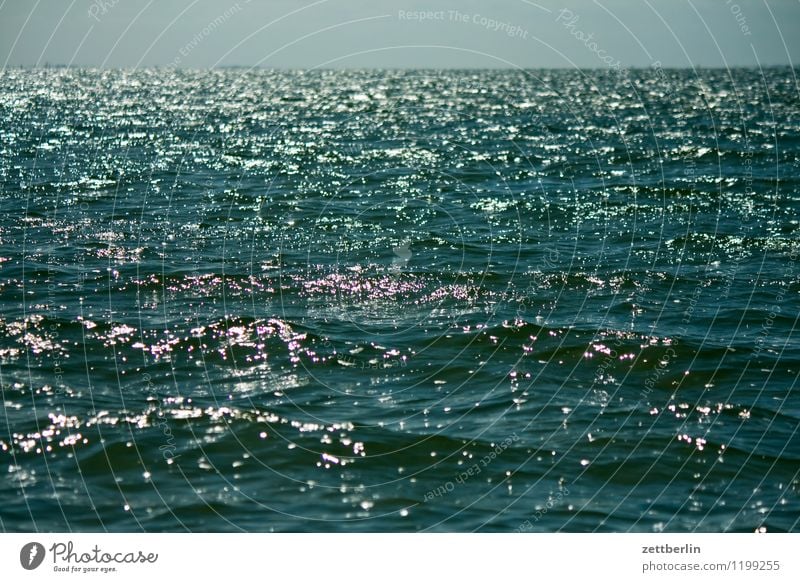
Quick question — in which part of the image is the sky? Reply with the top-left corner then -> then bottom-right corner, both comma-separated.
0,0 -> 798,69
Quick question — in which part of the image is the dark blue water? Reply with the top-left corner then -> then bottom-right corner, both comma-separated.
1,68 -> 798,532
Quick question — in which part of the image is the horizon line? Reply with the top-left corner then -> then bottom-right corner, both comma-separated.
3,64 -> 797,71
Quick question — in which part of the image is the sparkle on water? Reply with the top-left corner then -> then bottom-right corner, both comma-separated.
0,68 -> 798,532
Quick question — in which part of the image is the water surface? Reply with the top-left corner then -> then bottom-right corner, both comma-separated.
0,68 -> 798,532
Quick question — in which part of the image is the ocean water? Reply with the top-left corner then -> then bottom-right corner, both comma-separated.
0,68 -> 798,532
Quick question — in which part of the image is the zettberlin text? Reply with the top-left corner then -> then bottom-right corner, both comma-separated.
642,544 -> 701,554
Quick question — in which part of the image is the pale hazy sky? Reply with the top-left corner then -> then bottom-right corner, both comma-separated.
1,0 -> 798,69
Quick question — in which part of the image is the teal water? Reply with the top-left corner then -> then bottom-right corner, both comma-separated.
0,68 -> 798,532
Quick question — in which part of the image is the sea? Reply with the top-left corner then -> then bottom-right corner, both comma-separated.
0,67 -> 798,532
